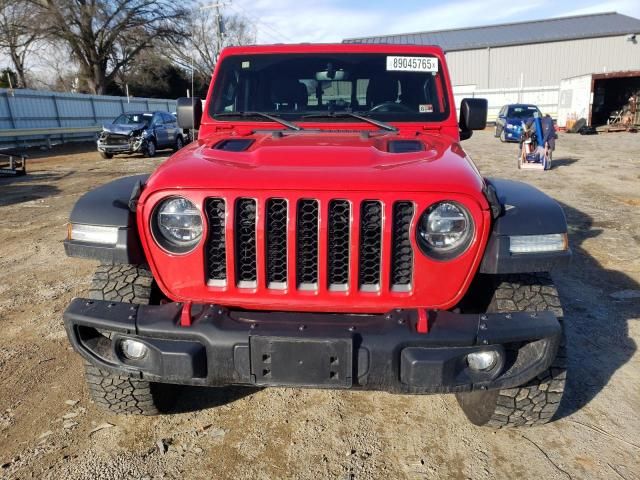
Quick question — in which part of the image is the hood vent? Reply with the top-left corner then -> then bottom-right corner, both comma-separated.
388,140 -> 424,154
213,139 -> 254,152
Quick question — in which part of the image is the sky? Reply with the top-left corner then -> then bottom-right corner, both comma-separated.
225,0 -> 640,44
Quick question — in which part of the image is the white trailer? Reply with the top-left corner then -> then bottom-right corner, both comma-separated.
557,71 -> 640,128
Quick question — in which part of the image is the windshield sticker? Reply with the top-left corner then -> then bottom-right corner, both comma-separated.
242,61 -> 250,69
419,104 -> 433,113
386,56 -> 438,72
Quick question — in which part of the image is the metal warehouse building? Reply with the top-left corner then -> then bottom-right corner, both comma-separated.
344,12 -> 640,125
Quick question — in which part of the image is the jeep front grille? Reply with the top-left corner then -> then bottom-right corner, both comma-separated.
204,196 -> 415,293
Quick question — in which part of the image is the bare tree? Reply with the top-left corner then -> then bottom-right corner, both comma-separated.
29,41 -> 80,92
166,8 -> 256,82
33,0 -> 188,94
0,0 -> 45,88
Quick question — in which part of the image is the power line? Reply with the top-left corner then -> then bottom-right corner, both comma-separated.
227,2 -> 294,43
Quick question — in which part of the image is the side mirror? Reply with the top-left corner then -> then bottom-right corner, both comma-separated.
459,98 -> 488,140
177,97 -> 203,130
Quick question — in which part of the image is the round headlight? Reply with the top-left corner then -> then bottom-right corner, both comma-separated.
153,197 -> 203,253
417,201 -> 473,259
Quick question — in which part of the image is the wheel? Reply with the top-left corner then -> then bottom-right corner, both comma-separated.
144,139 -> 157,157
99,151 -> 113,159
456,273 -> 567,427
174,135 -> 184,152
84,264 -> 176,415
500,129 -> 506,143
494,125 -> 499,137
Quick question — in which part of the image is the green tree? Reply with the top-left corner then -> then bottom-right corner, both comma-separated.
0,68 -> 18,88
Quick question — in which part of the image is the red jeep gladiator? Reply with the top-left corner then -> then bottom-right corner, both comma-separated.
63,44 -> 570,427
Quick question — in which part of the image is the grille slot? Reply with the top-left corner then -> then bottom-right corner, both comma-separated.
327,200 -> 350,290
391,202 -> 414,290
296,199 -> 319,289
234,198 -> 257,287
359,200 -> 383,290
265,199 -> 288,288
205,198 -> 227,286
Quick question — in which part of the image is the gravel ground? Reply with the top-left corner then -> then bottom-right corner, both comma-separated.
0,130 -> 638,480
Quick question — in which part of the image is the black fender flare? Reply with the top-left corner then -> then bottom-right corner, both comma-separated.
64,175 -> 148,265
480,178 -> 571,274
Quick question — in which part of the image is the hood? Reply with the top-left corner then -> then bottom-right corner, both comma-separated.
144,131 -> 487,200
102,123 -> 147,135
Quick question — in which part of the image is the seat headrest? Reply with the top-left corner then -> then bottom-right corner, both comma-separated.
271,78 -> 308,110
366,77 -> 398,107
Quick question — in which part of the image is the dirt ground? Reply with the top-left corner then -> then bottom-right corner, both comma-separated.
0,130 -> 638,480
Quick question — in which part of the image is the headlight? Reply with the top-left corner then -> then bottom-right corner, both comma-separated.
152,197 -> 203,253
417,201 -> 473,260
506,123 -> 517,129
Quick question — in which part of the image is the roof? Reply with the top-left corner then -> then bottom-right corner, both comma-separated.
343,12 -> 640,51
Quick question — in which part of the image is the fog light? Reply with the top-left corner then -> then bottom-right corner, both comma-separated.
467,350 -> 498,371
120,339 -> 148,360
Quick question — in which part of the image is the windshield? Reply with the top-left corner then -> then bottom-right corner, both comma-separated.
113,113 -> 152,126
507,106 -> 541,119
210,53 -> 449,123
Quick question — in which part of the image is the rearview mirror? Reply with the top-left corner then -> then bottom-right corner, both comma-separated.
459,98 -> 488,140
177,97 -> 203,130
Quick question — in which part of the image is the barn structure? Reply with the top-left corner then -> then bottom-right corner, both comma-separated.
344,12 -> 640,126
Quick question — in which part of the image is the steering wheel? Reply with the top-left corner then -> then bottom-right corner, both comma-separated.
369,102 -> 415,113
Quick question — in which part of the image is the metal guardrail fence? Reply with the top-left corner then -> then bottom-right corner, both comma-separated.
0,88 -> 177,149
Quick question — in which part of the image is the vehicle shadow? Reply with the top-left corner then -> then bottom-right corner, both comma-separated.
0,171 -> 73,207
551,157 -> 578,169
552,201 -> 638,421
166,385 -> 259,414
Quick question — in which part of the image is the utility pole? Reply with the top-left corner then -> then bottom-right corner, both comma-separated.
201,2 -> 229,64
215,3 -> 223,62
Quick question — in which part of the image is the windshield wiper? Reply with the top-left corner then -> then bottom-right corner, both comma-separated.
213,111 -> 303,131
301,112 -> 398,132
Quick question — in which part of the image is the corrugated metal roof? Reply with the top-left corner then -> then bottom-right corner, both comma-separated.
343,12 -> 640,51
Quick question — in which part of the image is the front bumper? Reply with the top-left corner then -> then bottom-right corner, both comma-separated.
504,127 -> 522,141
63,299 -> 561,394
97,138 -> 144,154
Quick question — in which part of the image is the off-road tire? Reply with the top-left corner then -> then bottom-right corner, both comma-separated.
456,273 -> 566,427
500,129 -> 506,142
89,264 -> 154,304
99,151 -> 113,159
84,362 -> 173,415
84,264 -> 175,415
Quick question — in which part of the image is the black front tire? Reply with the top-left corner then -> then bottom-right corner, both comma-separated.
99,151 -> 113,159
174,135 -> 184,151
84,264 -> 176,415
144,139 -> 157,158
456,273 -> 567,427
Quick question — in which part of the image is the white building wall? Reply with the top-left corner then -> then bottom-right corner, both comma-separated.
446,35 -> 640,89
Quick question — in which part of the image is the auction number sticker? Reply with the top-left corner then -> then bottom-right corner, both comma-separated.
386,56 -> 438,72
